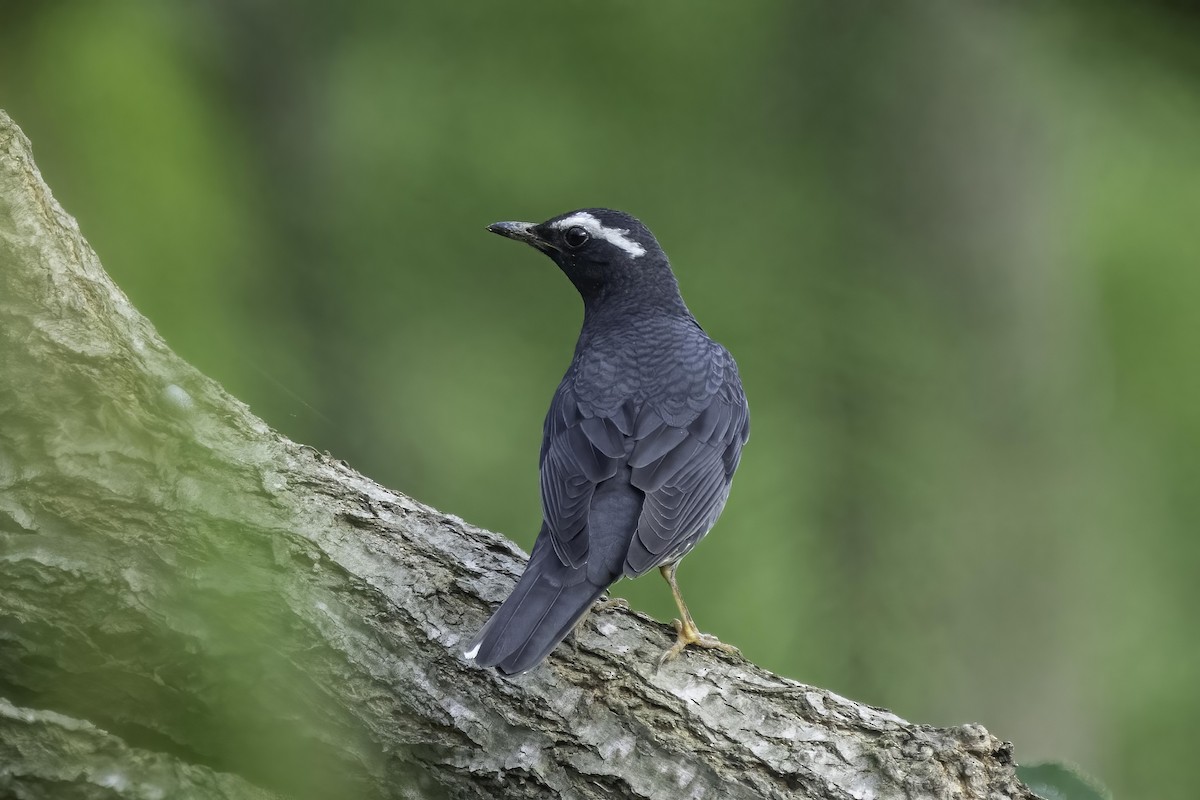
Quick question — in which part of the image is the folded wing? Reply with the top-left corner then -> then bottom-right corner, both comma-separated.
539,379 -> 631,567
540,349 -> 749,578
625,355 -> 749,576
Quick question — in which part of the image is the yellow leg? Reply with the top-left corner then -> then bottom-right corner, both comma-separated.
657,563 -> 740,667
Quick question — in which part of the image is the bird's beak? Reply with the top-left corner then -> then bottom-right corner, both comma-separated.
487,221 -> 556,251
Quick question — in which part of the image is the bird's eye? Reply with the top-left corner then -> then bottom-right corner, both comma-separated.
563,226 -> 590,248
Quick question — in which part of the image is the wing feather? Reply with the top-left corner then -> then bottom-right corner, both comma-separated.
580,415 -> 626,458
540,346 -> 749,578
628,426 -> 691,469
624,352 -> 749,577
539,378 -> 621,567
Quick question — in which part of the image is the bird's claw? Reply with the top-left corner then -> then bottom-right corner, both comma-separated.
656,618 -> 740,669
593,596 -> 630,613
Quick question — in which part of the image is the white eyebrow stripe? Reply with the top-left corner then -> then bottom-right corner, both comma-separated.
550,212 -> 646,258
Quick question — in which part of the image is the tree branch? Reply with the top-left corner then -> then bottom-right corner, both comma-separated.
0,110 -> 1035,800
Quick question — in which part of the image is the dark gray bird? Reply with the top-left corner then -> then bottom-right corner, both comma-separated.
466,208 -> 749,674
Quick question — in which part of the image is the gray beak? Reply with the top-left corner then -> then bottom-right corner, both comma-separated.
487,221 -> 554,251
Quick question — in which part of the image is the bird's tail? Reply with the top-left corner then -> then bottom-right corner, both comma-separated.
467,532 -> 607,675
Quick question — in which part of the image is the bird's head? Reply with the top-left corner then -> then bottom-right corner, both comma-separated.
488,208 -> 680,308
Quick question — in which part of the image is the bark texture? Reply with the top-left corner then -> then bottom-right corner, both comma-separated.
0,110 -> 1036,800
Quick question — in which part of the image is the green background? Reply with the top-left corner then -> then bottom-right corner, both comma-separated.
3,2 -> 1197,797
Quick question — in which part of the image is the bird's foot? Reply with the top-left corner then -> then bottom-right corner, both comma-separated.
593,596 -> 630,613
657,618 -> 740,669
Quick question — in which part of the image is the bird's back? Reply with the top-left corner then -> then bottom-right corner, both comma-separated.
558,311 -> 747,574
570,312 -> 729,425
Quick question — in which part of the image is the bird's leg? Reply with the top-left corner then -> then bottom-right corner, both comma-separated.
657,563 -> 740,667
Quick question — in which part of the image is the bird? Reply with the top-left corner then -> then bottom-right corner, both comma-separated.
465,208 -> 750,675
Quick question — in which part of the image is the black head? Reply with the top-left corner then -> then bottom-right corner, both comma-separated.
487,208 -> 682,310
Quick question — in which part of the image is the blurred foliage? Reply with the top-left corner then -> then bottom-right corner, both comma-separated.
2,1 -> 1198,797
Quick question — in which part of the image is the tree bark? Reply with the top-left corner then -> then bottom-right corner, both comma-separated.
0,110 -> 1035,800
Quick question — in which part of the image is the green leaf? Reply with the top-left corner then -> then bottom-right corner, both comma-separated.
1018,762 -> 1111,800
